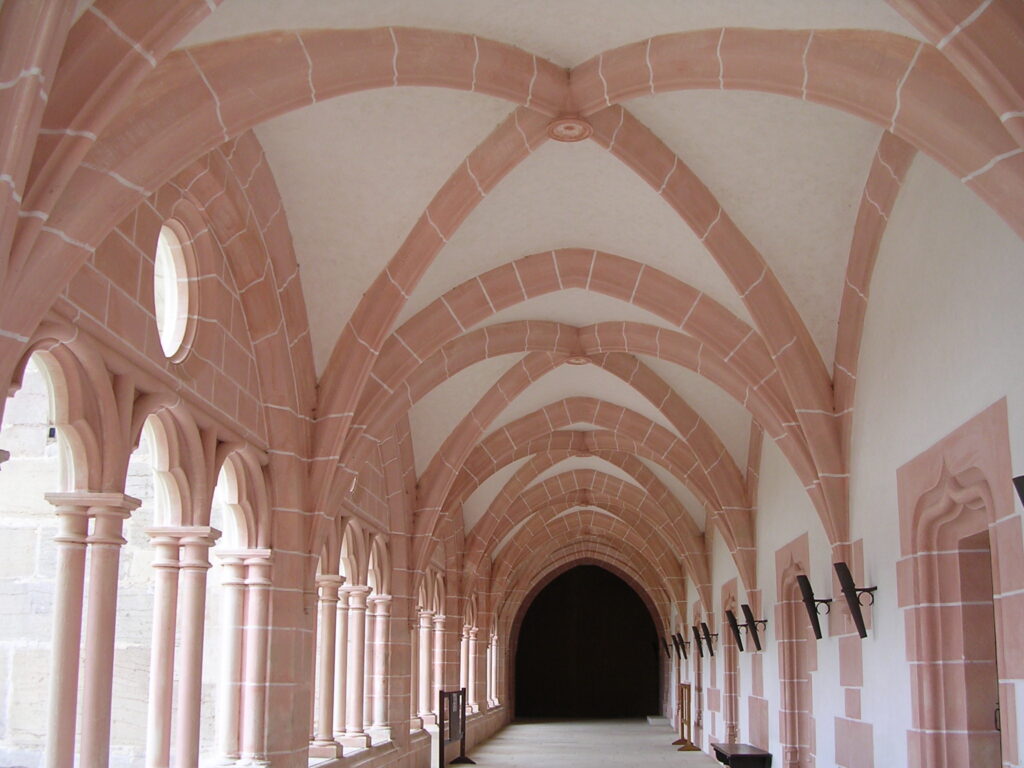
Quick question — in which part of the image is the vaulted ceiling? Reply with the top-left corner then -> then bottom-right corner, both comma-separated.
142,0 -> 1022,596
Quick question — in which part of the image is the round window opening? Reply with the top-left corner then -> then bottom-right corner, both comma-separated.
153,223 -> 192,359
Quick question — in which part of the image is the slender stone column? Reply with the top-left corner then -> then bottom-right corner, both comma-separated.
144,530 -> 181,768
417,610 -> 435,724
310,575 -> 342,757
410,620 -> 420,727
460,625 -> 470,692
433,614 -> 447,716
215,552 -> 247,763
80,495 -> 140,768
370,595 -> 392,733
488,634 -> 498,706
363,597 -> 374,731
340,585 -> 371,748
332,584 -> 350,737
467,628 -> 479,712
240,550 -> 273,765
174,528 -> 218,768
42,495 -> 91,768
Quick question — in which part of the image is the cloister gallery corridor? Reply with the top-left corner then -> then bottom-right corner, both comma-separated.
464,720 -> 719,767
0,1 -> 1023,767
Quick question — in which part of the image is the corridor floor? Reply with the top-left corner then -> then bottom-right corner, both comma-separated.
467,720 -> 720,767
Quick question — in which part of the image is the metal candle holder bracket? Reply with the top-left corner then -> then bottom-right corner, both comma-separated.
725,610 -> 745,652
674,632 -> 689,660
834,561 -> 877,639
700,622 -> 718,657
796,573 -> 832,640
692,625 -> 705,658
725,606 -> 769,652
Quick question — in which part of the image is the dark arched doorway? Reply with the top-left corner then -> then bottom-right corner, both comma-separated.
514,565 -> 659,718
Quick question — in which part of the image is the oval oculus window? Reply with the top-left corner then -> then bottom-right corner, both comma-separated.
153,224 -> 191,359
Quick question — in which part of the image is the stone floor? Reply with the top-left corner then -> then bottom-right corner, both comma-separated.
466,719 -> 719,766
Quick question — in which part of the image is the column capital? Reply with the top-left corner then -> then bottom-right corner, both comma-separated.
369,594 -> 392,614
46,491 -> 141,513
418,608 -> 435,620
343,584 -> 371,608
317,574 -> 343,602
243,549 -> 274,587
469,627 -> 479,639
432,613 -> 447,628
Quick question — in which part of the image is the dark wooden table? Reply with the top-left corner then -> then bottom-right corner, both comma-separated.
710,742 -> 772,767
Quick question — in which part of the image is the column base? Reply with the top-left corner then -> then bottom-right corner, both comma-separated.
309,740 -> 342,758
368,725 -> 392,743
410,716 -> 424,730
420,712 -> 438,726
338,732 -> 371,749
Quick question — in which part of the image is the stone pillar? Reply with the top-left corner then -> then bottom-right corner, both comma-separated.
240,550 -> 273,765
460,625 -> 470,692
215,552 -> 247,763
340,585 -> 371,748
433,614 -> 447,717
144,530 -> 181,768
363,597 -> 374,731
174,528 -> 218,768
42,495 -> 91,768
332,584 -> 350,738
410,619 -> 420,728
417,610 -> 434,724
370,595 -> 392,734
79,495 -> 139,768
467,628 -> 479,712
310,575 -> 342,757
488,634 -> 498,706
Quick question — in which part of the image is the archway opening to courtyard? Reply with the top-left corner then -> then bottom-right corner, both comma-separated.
513,565 -> 659,719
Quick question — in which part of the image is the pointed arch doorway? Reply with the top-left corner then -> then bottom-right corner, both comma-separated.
512,564 -> 660,718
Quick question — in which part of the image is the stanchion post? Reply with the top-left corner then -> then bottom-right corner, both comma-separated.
451,687 -> 476,764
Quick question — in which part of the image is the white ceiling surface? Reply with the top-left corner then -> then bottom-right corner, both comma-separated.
408,352 -> 522,476
483,289 -> 684,334
181,1 -> 922,66
635,455 -> 709,531
527,456 -> 644,493
486,362 -> 682,437
395,139 -> 753,328
629,90 -> 883,364
638,354 -> 753,470
254,88 -> 512,373
171,0 -> 929,554
462,456 -> 530,533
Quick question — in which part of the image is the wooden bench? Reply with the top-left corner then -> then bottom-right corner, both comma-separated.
710,742 -> 772,767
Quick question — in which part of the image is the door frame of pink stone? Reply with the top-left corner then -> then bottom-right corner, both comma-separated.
897,399 -> 1020,768
776,534 -> 816,768
722,580 -> 740,744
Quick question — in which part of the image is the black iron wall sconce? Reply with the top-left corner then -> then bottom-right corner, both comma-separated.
692,625 -> 705,658
700,622 -> 718,657
796,573 -> 832,640
1014,475 -> 1024,507
834,561 -> 877,639
674,632 -> 689,660
662,638 -> 672,659
725,610 -> 745,652
725,606 -> 770,652
742,604 -> 768,650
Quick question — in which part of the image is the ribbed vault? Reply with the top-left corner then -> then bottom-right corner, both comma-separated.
1,9 -> 1022,753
